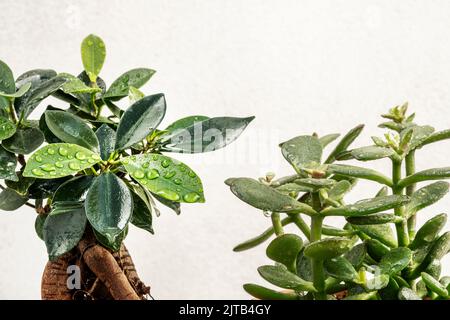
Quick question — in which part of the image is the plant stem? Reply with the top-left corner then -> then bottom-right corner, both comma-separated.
271,212 -> 284,236
8,99 -> 18,124
405,151 -> 417,239
392,159 -> 409,247
291,214 -> 311,239
310,193 -> 326,300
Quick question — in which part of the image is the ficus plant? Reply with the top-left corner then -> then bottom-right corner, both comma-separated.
226,104 -> 450,300
0,34 -> 253,300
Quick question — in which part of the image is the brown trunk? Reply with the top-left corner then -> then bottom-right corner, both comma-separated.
41,233 -> 150,300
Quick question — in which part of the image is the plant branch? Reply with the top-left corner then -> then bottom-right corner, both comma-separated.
310,193 -> 326,300
392,159 -> 409,247
405,151 -> 417,239
271,212 -> 284,236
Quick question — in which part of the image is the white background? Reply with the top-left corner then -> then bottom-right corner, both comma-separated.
0,0 -> 450,299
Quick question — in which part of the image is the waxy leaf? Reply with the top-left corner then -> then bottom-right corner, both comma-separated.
410,213 -> 447,250
398,167 -> 450,187
225,177 -> 315,215
296,250 -> 313,281
328,180 -> 352,201
122,153 -> 204,203
2,127 -> 44,154
53,176 -> 95,202
404,125 -> 435,153
344,243 -> 366,269
421,272 -> 449,298
398,287 -> 421,300
319,133 -> 340,148
152,192 -> 181,215
347,213 -> 400,225
161,116 -> 254,153
321,195 -> 409,217
0,188 -> 28,211
130,187 -> 153,234
0,117 -> 16,140
165,115 -> 210,133
425,232 -> 450,265
365,274 -> 390,291
420,129 -> 450,148
35,214 -> 47,240
257,265 -> 316,291
324,256 -> 359,282
115,94 -> 166,150
349,146 -> 394,161
325,124 -> 364,164
81,34 -> 106,82
303,237 -> 354,260
0,146 -> 18,181
27,177 -> 71,199
0,60 -> 15,95
95,124 -> 116,160
353,224 -> 397,247
280,135 -> 322,172
104,68 -> 155,99
5,173 -> 35,195
379,247 -> 411,275
23,143 -> 102,179
405,182 -> 449,218
43,206 -> 86,260
243,283 -> 299,300
94,226 -> 128,252
85,173 -> 132,240
294,178 -> 335,190
59,73 -> 101,94
365,239 -> 390,261
45,111 -> 99,151
0,82 -> 31,98
327,164 -> 393,186
266,234 -> 303,271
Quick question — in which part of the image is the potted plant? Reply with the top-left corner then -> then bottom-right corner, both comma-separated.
0,34 -> 254,300
226,104 -> 450,300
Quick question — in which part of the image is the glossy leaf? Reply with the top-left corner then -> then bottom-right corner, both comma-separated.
38,106 -> 62,143
27,177 -> 71,199
343,292 -> 378,300
35,214 -> 47,240
294,178 -> 335,190
350,146 -> 394,161
130,187 -> 153,234
3,127 -> 44,154
23,143 -> 101,179
347,213 -> 400,225
257,264 -> 316,291
53,176 -> 95,202
344,243 -> 366,269
94,226 -> 128,252
104,68 -> 155,99
365,239 -> 390,261
424,232 -> 450,265
296,250 -> 313,281
266,234 -> 303,271
225,177 -> 315,215
115,94 -> 166,150
243,283 -> 299,300
319,133 -> 340,148
85,173 -> 132,240
152,192 -> 181,215
95,124 -> 116,160
280,135 -> 322,172
379,247 -> 412,275
404,125 -> 435,153
165,115 -> 210,133
405,182 -> 449,218
328,180 -> 352,201
59,73 -> 101,94
0,60 -> 15,95
43,206 -> 86,260
353,224 -> 397,247
325,124 -> 364,164
0,188 -> 28,211
303,237 -> 354,260
420,129 -> 450,148
161,116 -> 254,153
5,173 -> 35,196
410,213 -> 447,250
45,111 -> 99,151
398,287 -> 421,300
327,164 -> 393,186
0,146 -> 18,181
321,195 -> 409,217
0,82 -> 31,98
324,256 -> 359,282
421,272 -> 449,298
81,34 -> 106,82
398,167 -> 450,187
365,274 -> 390,291
0,117 -> 16,140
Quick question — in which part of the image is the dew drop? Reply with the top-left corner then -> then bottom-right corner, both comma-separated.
142,163 -> 149,169
50,171 -> 56,176
40,164 -> 56,172
122,158 -> 129,165
152,154 -> 159,161
87,40 -> 93,46
32,168 -> 44,176
140,180 -> 147,185
47,148 -> 55,155
188,171 -> 196,178
88,158 -> 96,164
91,154 -> 101,160
164,171 -> 176,179
183,192 -> 200,203
161,159 -> 170,168
156,189 -> 180,201
146,169 -> 159,180
58,147 -> 68,156
68,155 -> 74,159
133,170 -> 145,179
75,152 -> 86,160
174,178 -> 182,185
55,162 -> 64,168
35,156 -> 43,162
69,162 -> 80,170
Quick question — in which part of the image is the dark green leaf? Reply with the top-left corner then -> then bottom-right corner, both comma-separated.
325,124 -> 364,164
5,172 -> 35,195
0,117 -> 16,140
425,232 -> 450,265
327,164 -> 393,186
35,214 -> 47,240
27,177 -> 71,199
95,124 -> 116,160
165,115 -> 210,133
296,250 -> 313,281
130,187 -> 153,234
353,224 -> 397,247
347,213 -> 400,225
38,106 -> 62,143
350,146 -> 394,161
405,182 -> 449,218
161,116 -> 254,153
379,247 -> 412,275
421,272 -> 449,298
280,135 -> 322,172
0,145 -> 18,181
152,192 -> 181,215
2,127 -> 44,154
266,234 -> 303,271
319,133 -> 340,148
0,60 -> 15,95
304,237 -> 354,260
344,243 -> 366,269
257,264 -> 316,291
243,283 -> 299,300
324,256 -> 359,282
85,173 -> 132,240
94,226 -> 128,252
53,176 -> 95,202
398,167 -> 450,187
45,111 -> 99,151
0,82 -> 31,98
0,188 -> 28,211
104,68 -> 155,99
225,177 -> 315,215
81,34 -> 106,82
115,94 -> 166,150
328,180 -> 352,201
410,213 -> 447,250
365,238 -> 390,261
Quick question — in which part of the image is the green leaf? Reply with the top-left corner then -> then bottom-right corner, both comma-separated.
49,201 -> 84,216
94,226 -> 128,252
405,182 -> 449,218
130,187 -> 153,234
344,243 -> 366,269
294,178 -> 335,190
81,34 -> 106,82
225,177 -> 315,214
275,183 -> 313,195
115,94 -> 166,150
349,146 -> 394,161
73,71 -> 106,114
266,234 -> 303,271
104,68 -> 155,99
327,164 -> 393,186
421,272 -> 449,298
43,206 -> 86,260
424,232 -> 450,265
343,292 -> 378,300
425,259 -> 441,280
45,110 -> 99,151
23,143 -> 101,179
35,214 -> 47,240
0,188 -> 28,211
296,250 -> 313,281
243,283 -> 299,300
59,73 -> 101,94
165,115 -> 210,133
420,129 -> 450,148
161,116 -> 254,153
328,180 -> 352,201
27,177 -> 71,199
404,125 -> 435,153
280,135 -> 322,172
0,145 -> 18,181
0,117 -> 16,140
152,193 -> 181,215
324,256 -> 359,282
365,239 -> 390,261
5,173 -> 35,195
257,264 -> 316,291
398,167 -> 450,187
0,82 -> 31,98
375,186 -> 389,197
410,213 -> 447,250
325,124 -> 364,164
85,173 -> 132,240
347,213 -> 400,225
39,106 -> 62,143
379,247 -> 412,275
398,287 -> 421,300
319,133 -> 340,148
2,127 -> 44,154
365,274 -> 390,291
321,195 -> 409,217
353,224 -> 397,247
0,60 -> 15,96
303,237 -> 354,260
95,124 -> 116,160
122,153 -> 204,203
53,176 -> 95,202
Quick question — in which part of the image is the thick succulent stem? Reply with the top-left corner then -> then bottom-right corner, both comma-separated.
405,151 -> 417,239
392,159 -> 410,247
271,212 -> 284,236
41,251 -> 76,300
310,193 -> 326,300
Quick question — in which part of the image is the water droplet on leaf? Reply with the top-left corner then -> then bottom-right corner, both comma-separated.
58,147 -> 68,156
75,152 -> 86,160
146,169 -> 159,180
183,192 -> 200,203
32,169 -> 44,176
156,189 -> 180,201
133,170 -> 145,179
69,162 -> 80,170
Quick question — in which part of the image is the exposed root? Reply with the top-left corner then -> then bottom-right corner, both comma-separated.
41,251 -> 77,300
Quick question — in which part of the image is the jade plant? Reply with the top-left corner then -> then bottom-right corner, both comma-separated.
226,104 -> 450,300
0,34 -> 253,300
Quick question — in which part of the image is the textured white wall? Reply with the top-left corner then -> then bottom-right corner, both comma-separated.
0,0 -> 450,299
